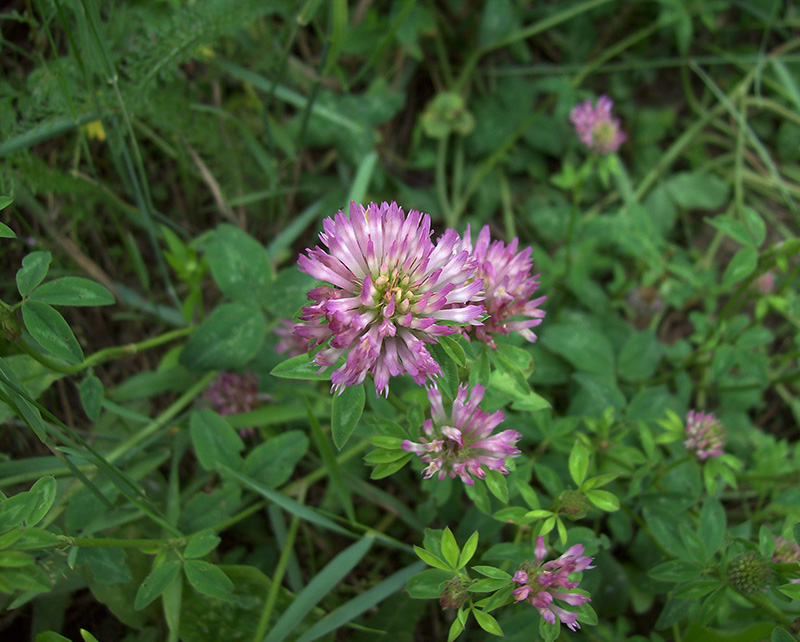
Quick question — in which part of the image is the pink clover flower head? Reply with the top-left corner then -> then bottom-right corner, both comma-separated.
274,318 -> 308,357
202,371 -> 267,436
684,409 -> 725,460
569,94 -> 626,155
295,201 -> 484,396
773,537 -> 800,565
458,225 -> 546,349
512,536 -> 595,631
756,271 -> 775,295
401,383 -> 520,485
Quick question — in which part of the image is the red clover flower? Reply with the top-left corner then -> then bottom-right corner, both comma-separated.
684,410 -> 725,460
569,95 -> 626,155
275,318 -> 308,357
459,225 -> 546,348
295,202 -> 484,396
202,371 -> 266,436
401,383 -> 521,485
511,536 -> 594,631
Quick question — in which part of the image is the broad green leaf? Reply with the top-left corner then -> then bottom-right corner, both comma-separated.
438,334 -> 467,367
699,497 -> 726,556
79,375 -> 103,421
539,322 -> 614,375
448,617 -> 465,642
648,560 -> 703,582
369,455 -> 412,479
80,630 -> 100,642
673,579 -> 721,599
778,582 -> 800,600
458,532 -> 479,569
0,196 -> 12,210
0,489 -> 39,531
617,330 -> 662,381
654,596 -> 691,630
13,527 -> 61,550
179,303 -> 265,370
743,207 -> 766,247
81,547 -> 132,584
22,301 -> 83,364
485,470 -> 509,503
331,384 -> 365,450
430,342 -> 459,400
271,353 -> 330,381
468,578 -> 510,592
29,277 -> 114,307
473,566 -> 510,580
0,551 -> 34,567
134,560 -> 182,610
0,222 -> 15,238
772,628 -> 797,642
414,546 -> 452,572
515,481 -> 539,510
569,438 -> 591,486
35,633 -> 71,642
184,530 -> 221,559
26,476 -> 57,526
405,568 -> 452,599
472,608 -> 503,636
721,248 -> 758,288
440,527 -> 459,568
184,560 -> 235,602
204,224 -> 273,306
189,409 -> 244,472
16,252 -> 51,298
666,172 -> 729,210
263,536 -> 373,642
585,489 -> 619,512
759,525 -> 776,559
243,431 -> 309,489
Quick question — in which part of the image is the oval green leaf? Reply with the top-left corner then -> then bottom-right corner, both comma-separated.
134,560 -> 182,610
331,384 -> 365,450
184,560 -> 235,602
21,301 -> 84,365
29,277 -> 115,307
17,252 -> 51,298
179,303 -> 265,370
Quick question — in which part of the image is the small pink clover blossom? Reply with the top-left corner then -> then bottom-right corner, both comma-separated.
274,318 -> 309,357
202,371 -> 267,436
511,536 -> 594,631
458,225 -> 546,348
684,409 -> 725,460
569,94 -> 626,155
401,383 -> 521,485
295,202 -> 484,396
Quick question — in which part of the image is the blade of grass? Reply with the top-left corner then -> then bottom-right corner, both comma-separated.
262,535 -> 374,642
253,507 -> 302,642
294,561 -> 425,642
306,399 -> 355,523
266,199 -> 325,259
345,151 -> 378,210
267,504 -> 305,593
690,60 -> 797,218
220,465 -> 354,537
215,60 -> 364,134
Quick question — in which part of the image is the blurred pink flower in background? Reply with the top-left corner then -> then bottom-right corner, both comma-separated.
569,94 -> 626,154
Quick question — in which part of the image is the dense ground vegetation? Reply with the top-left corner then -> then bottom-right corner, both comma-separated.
1,1 -> 800,641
